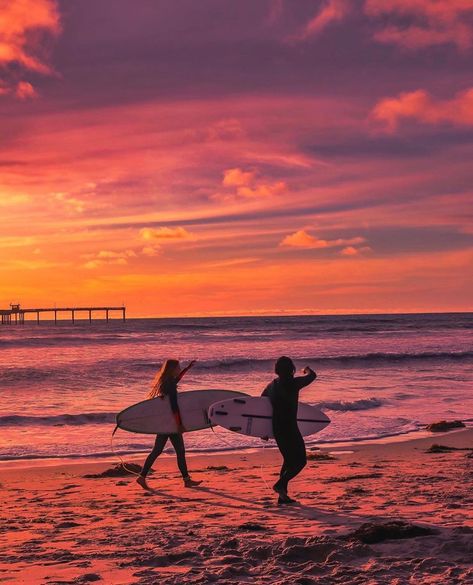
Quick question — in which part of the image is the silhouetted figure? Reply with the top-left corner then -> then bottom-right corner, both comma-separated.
262,356 -> 316,504
137,359 -> 202,490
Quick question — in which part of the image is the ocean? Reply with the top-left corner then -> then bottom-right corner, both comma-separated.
0,313 -> 472,464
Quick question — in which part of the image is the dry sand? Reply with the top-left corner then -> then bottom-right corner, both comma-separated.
1,429 -> 472,584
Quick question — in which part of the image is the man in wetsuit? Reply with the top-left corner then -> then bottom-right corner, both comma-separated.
262,356 -> 317,504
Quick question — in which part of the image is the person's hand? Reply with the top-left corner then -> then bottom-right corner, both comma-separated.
303,366 -> 313,375
189,360 -> 197,367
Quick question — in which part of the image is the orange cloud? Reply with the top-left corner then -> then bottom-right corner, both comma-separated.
372,88 -> 473,131
83,249 -> 136,270
140,226 -> 194,241
222,168 -> 255,187
138,226 -> 196,257
280,230 -> 366,250
0,0 -> 60,94
365,0 -> 473,50
293,0 -> 349,41
221,167 -> 286,199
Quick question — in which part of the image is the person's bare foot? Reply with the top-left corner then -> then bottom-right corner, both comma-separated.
136,475 -> 152,491
184,477 -> 202,488
277,494 -> 298,505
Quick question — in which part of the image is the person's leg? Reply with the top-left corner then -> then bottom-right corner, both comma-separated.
169,433 -> 189,478
273,433 -> 293,494
137,435 -> 168,489
273,430 -> 306,502
169,434 -> 202,487
282,436 -> 306,484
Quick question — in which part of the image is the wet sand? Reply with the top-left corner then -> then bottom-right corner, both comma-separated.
1,429 -> 472,584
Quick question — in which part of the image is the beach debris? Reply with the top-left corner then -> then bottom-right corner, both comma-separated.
345,486 -> 369,496
426,444 -> 473,454
350,521 -> 436,544
72,573 -> 102,583
56,521 -> 82,529
237,522 -> 268,532
307,451 -> 336,461
426,420 -> 465,432
83,463 -> 150,478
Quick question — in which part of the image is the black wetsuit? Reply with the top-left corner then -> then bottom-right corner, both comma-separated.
141,379 -> 189,479
262,370 -> 316,492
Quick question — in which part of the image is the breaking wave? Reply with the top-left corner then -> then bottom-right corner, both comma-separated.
319,397 -> 384,411
0,412 -> 116,427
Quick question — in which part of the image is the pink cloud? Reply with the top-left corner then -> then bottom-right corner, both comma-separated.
0,0 -> 61,96
365,0 -> 473,50
280,230 -> 366,250
372,88 -> 473,131
293,0 -> 349,41
340,245 -> 372,256
15,81 -> 37,99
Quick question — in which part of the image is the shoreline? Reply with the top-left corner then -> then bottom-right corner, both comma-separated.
1,425 -> 470,474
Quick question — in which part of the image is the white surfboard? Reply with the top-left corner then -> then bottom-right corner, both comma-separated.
208,396 -> 330,438
116,389 -> 247,434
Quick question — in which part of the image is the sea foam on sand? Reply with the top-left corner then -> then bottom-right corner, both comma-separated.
1,429 -> 472,584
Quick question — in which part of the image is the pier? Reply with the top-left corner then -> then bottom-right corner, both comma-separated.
0,304 -> 126,325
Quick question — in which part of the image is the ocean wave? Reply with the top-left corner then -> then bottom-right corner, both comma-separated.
2,350 -> 473,386
0,367 -> 55,382
319,397 -> 384,411
196,351 -> 473,367
0,412 -> 116,427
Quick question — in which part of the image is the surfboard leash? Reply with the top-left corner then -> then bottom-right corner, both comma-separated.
208,424 -> 274,492
110,425 -> 143,477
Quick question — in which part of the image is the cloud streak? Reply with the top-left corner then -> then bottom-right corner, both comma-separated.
293,0 -> 350,41
373,88 -> 473,131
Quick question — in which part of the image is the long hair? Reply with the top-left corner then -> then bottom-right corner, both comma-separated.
275,356 -> 295,380
148,359 -> 180,399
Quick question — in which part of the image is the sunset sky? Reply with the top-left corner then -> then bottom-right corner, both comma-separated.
1,0 -> 472,316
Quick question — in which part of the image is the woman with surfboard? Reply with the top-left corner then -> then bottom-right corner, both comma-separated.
137,359 -> 202,490
262,356 -> 316,504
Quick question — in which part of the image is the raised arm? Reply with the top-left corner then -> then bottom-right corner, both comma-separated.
295,366 -> 317,391
176,360 -> 196,382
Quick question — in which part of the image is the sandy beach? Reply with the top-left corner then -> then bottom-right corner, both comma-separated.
1,428 -> 472,584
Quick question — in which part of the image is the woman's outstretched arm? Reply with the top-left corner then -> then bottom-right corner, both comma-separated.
176,360 -> 197,381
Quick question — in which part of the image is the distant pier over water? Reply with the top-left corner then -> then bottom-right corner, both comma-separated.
0,303 -> 126,325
